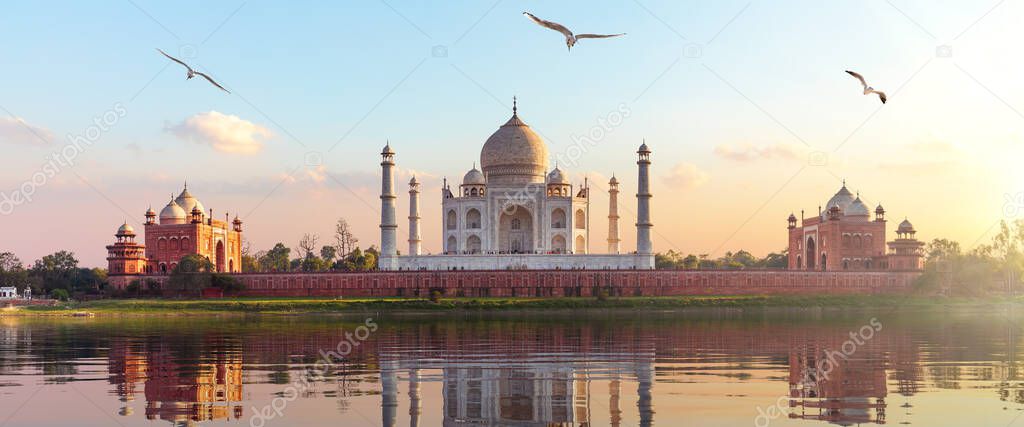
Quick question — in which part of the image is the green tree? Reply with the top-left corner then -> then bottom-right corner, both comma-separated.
166,254 -> 215,294
30,251 -> 80,292
259,243 -> 291,272
0,252 -> 30,290
320,246 -> 337,265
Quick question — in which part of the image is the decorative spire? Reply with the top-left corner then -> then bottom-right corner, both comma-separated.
184,179 -> 187,191
512,96 -> 517,115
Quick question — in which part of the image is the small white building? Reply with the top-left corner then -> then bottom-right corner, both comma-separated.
0,287 -> 18,300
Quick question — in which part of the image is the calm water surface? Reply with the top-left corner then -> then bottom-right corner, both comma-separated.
1,308 -> 1023,426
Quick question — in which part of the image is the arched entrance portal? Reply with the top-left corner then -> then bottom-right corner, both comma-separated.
805,236 -> 816,270
215,240 -> 226,272
499,206 -> 533,254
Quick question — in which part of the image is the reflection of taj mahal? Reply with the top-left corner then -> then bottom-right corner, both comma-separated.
380,99 -> 655,271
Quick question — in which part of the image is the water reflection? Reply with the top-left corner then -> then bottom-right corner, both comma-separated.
2,310 -> 1024,426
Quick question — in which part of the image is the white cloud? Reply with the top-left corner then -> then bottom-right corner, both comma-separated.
166,111 -> 272,154
663,162 -> 709,190
714,142 -> 802,162
0,116 -> 54,145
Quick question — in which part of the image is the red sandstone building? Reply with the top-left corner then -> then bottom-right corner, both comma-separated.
107,185 -> 243,283
787,182 -> 924,272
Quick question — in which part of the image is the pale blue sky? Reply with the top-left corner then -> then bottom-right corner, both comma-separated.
2,1 -> 1022,266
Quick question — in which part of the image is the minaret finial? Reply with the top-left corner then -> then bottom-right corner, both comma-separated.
184,179 -> 187,191
842,179 -> 846,187
512,96 -> 517,115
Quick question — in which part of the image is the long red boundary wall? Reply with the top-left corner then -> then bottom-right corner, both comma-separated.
115,269 -> 922,297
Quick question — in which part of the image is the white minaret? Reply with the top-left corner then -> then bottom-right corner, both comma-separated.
607,174 -> 621,254
636,142 -> 653,256
379,143 -> 398,269
408,176 -> 421,256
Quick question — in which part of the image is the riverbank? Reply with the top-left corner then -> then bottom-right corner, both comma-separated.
2,294 -> 1020,316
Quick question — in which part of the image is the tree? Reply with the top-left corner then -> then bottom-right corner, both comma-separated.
166,254 -> 215,294
298,233 -> 319,259
30,251 -> 80,292
259,243 -> 291,272
0,252 -> 29,290
334,218 -> 359,257
241,239 -> 257,272
320,246 -> 337,265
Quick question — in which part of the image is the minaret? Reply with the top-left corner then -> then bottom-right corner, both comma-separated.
607,175 -> 621,253
380,143 -> 398,269
636,142 -> 653,256
408,176 -> 421,256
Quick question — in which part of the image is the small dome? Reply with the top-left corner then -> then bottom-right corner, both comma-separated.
875,204 -> 885,214
145,207 -> 156,216
462,166 -> 485,186
547,167 -> 568,185
638,142 -> 650,153
232,215 -> 242,224
409,176 -> 419,185
847,197 -> 870,217
116,222 -> 135,236
609,175 -> 619,185
898,218 -> 915,233
788,213 -> 797,221
382,143 -> 394,155
159,199 -> 186,224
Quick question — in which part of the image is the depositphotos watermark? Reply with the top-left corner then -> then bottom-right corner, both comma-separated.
1004,191 -> 1023,218
753,317 -> 883,427
0,103 -> 127,215
249,318 -> 378,427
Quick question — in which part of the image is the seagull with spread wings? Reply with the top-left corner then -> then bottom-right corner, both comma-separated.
523,12 -> 625,51
845,70 -> 886,104
156,48 -> 230,94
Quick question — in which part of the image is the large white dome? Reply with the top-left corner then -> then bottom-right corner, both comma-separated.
479,102 -> 549,185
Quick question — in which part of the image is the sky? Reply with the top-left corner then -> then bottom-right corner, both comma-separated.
1,0 -> 1023,267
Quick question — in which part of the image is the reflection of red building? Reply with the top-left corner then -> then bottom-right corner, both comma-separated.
788,182 -> 923,272
107,184 -> 243,289
788,341 -> 888,425
107,338 -> 243,424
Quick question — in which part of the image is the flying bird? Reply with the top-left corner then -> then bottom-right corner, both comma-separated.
156,48 -> 230,94
522,12 -> 625,51
845,70 -> 886,104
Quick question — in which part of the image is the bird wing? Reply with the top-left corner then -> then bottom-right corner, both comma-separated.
845,70 -> 867,89
523,12 -> 574,38
194,71 -> 230,93
156,48 -> 193,72
872,90 -> 887,104
575,33 -> 626,40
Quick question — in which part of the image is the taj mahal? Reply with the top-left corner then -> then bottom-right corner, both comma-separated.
377,99 -> 656,271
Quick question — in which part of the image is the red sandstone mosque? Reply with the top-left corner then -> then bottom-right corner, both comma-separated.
786,182 -> 924,272
106,184 -> 243,278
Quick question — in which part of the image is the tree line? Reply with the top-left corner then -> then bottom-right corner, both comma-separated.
655,249 -> 788,270
916,219 -> 1024,295
241,219 -> 380,273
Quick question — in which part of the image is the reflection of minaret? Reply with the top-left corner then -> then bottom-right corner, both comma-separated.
409,369 -> 421,427
609,377 -> 622,427
637,364 -> 654,427
607,175 -> 621,254
381,360 -> 398,427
